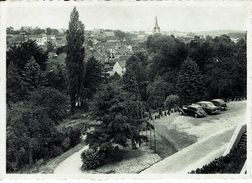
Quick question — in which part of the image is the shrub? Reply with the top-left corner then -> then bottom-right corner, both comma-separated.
164,94 -> 180,112
81,148 -> 105,170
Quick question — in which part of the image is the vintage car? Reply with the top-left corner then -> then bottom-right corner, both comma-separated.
211,99 -> 227,111
197,101 -> 221,114
179,104 -> 207,118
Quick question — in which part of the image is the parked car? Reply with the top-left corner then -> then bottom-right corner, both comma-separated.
197,101 -> 221,114
211,99 -> 227,111
179,104 -> 207,118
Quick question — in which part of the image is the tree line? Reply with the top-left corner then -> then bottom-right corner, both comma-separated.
145,34 -> 246,108
7,26 -> 61,36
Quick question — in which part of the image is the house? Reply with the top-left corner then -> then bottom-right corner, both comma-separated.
36,36 -> 48,46
112,60 -> 126,76
104,31 -> 115,38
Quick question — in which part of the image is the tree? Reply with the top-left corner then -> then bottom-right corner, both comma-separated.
65,7 -> 86,111
164,95 -> 180,113
7,26 -> 15,34
176,58 -> 206,104
33,27 -> 46,35
46,27 -> 53,35
126,51 -> 148,100
7,40 -> 48,70
187,36 -> 214,72
22,57 -> 45,95
234,38 -> 246,97
114,30 -> 126,39
146,35 -> 155,52
83,83 -> 148,169
7,103 -> 56,170
122,68 -> 139,97
56,46 -> 66,55
205,57 -> 238,99
83,57 -> 103,99
110,72 -> 121,82
46,61 -> 68,92
7,61 -> 25,103
28,87 -> 69,122
47,41 -> 54,52
146,35 -> 187,95
147,76 -> 174,109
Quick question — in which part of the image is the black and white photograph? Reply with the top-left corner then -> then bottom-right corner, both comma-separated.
1,0 -> 251,178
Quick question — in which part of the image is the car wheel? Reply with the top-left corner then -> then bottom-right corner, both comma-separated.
179,111 -> 183,115
194,113 -> 198,118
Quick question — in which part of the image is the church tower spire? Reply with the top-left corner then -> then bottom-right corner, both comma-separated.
153,16 -> 160,34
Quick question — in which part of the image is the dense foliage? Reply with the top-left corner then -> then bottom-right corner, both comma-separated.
145,34 -> 246,108
6,31 -> 81,172
7,40 -> 48,70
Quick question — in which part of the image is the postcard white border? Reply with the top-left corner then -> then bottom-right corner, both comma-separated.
0,0 -> 252,181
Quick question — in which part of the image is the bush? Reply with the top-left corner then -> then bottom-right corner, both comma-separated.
164,94 -> 180,111
81,148 -> 105,170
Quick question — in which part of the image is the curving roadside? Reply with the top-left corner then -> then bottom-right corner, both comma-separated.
54,145 -> 88,175
141,127 -> 236,173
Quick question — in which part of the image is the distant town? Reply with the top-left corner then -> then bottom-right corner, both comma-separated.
6,17 -> 246,78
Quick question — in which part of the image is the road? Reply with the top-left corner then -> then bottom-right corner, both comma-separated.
54,145 -> 88,175
142,101 -> 246,173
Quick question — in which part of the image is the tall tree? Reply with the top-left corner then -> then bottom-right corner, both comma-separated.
7,62 -> 24,103
176,58 -> 206,104
46,41 -> 54,52
22,57 -> 44,95
86,83 -> 147,151
65,7 -> 85,111
83,57 -> 103,99
122,68 -> 139,98
126,51 -> 148,100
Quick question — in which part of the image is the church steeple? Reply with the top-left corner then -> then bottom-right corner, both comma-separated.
153,16 -> 160,34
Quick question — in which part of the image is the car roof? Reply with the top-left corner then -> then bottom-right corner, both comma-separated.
188,104 -> 202,108
198,101 -> 212,104
211,99 -> 224,102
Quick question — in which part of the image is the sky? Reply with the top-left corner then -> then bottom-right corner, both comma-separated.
5,1 -> 249,32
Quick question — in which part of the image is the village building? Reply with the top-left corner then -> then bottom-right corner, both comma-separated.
112,60 -> 126,76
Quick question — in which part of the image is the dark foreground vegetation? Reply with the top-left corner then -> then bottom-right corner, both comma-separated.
190,132 -> 247,174
7,7 -> 246,172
